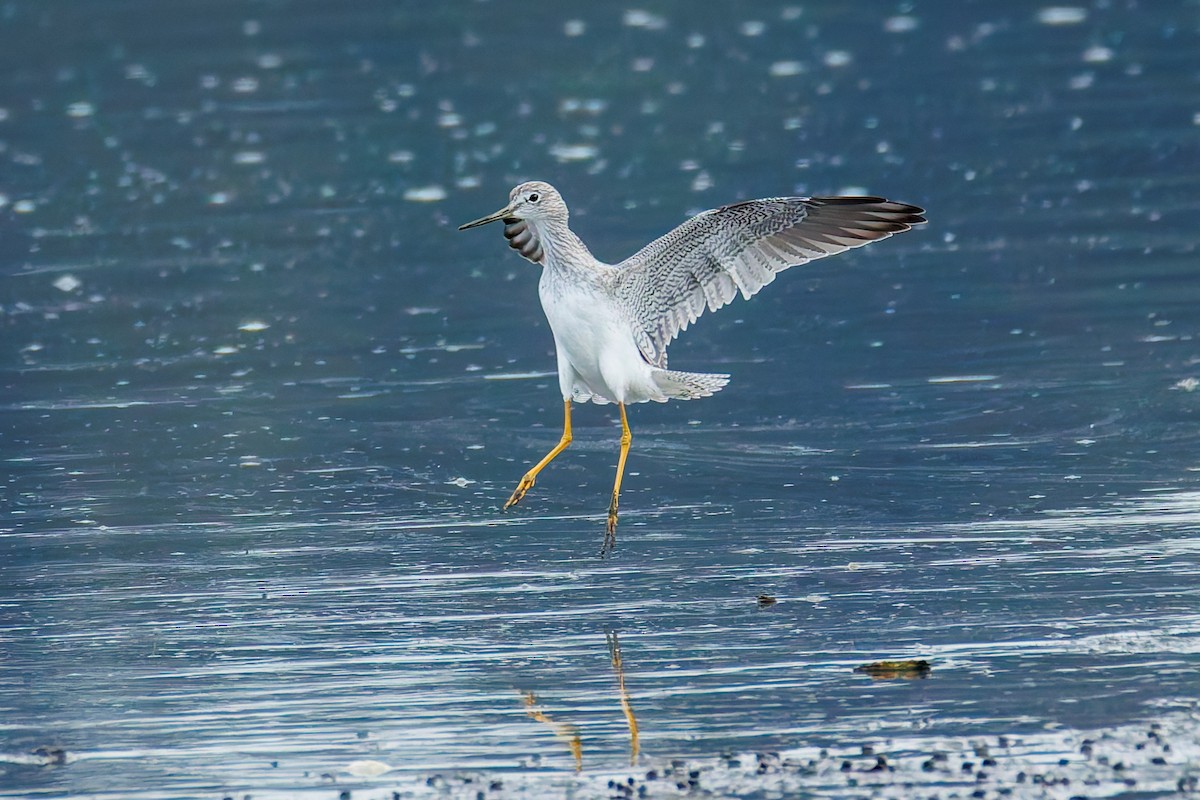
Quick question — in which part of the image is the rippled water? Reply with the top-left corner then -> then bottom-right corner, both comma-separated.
3,1 -> 1200,797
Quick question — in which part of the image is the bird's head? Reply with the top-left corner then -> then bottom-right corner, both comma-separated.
458,181 -> 567,264
458,181 -> 567,230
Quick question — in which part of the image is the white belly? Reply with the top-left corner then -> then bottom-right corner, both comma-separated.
539,272 -> 662,405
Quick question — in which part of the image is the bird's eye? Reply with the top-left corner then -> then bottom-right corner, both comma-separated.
528,192 -> 540,203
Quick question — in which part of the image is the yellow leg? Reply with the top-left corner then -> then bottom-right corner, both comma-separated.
505,400 -> 572,510
603,403 -> 632,556
606,631 -> 640,764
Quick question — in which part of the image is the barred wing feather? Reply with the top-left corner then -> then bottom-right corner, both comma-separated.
612,196 -> 926,368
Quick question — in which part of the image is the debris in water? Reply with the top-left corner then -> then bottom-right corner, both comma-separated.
854,659 -> 932,680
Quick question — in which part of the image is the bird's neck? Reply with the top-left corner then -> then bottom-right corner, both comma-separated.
533,218 -> 598,273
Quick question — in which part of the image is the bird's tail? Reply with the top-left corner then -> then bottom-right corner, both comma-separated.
651,369 -> 730,401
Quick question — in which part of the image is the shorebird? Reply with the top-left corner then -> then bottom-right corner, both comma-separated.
460,181 -> 925,555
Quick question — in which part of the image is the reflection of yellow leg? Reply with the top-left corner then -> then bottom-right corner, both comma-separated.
521,691 -> 582,772
606,631 -> 640,764
505,400 -> 572,510
603,403 -> 631,556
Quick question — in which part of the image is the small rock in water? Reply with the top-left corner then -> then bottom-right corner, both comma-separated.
32,747 -> 68,766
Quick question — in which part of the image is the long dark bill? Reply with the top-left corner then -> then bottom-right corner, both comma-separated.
458,206 -> 512,231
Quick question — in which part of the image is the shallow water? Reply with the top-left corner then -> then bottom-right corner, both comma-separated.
3,1 -> 1200,797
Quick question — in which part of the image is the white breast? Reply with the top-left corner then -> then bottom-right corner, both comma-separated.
539,269 -> 660,405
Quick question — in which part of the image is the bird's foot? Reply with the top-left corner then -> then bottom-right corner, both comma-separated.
601,498 -> 618,557
504,474 -> 536,510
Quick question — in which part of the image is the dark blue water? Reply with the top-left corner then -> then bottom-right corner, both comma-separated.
3,2 -> 1200,797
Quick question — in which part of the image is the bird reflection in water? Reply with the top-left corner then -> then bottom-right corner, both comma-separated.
520,631 -> 640,771
521,690 -> 583,772
607,630 -> 640,764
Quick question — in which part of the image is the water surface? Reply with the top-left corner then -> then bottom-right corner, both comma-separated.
3,1 -> 1200,797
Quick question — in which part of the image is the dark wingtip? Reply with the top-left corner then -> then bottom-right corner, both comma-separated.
811,196 -> 927,227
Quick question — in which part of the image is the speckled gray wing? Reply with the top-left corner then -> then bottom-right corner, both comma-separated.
612,196 -> 926,368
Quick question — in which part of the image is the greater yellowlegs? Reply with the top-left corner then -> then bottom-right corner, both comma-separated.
460,181 -> 925,555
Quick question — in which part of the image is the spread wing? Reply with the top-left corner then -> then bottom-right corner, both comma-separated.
612,196 -> 926,367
